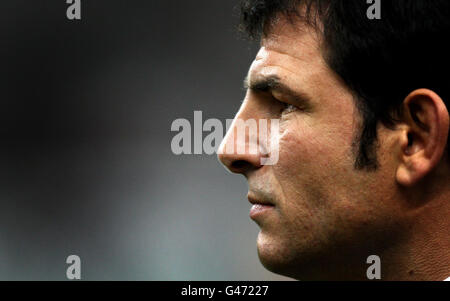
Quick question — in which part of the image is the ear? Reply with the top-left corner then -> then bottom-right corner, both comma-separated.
396,89 -> 449,187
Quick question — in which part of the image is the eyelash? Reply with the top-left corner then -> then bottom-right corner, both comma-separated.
282,103 -> 298,114
274,97 -> 298,114
263,92 -> 302,115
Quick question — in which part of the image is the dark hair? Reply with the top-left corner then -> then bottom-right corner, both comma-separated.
239,0 -> 450,170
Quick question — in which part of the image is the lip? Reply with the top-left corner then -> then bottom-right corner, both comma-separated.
247,194 -> 274,206
248,193 -> 275,219
249,203 -> 275,219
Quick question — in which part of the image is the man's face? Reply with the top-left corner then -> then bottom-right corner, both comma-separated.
218,18 -> 406,279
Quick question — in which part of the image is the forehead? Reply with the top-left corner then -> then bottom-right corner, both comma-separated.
249,18 -> 327,81
246,16 -> 358,124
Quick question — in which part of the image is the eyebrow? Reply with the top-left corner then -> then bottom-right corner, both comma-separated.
243,75 -> 311,103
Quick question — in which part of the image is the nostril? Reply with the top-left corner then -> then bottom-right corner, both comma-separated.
231,160 -> 250,172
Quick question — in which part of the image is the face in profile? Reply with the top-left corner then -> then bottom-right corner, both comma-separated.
218,18 -> 410,280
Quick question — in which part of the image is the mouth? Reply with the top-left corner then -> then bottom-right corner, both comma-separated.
248,193 -> 275,219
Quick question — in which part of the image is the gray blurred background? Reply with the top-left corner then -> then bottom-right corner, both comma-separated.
0,0 -> 288,280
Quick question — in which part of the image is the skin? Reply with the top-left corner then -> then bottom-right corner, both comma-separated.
218,16 -> 450,280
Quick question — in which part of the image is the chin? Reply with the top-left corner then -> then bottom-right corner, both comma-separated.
256,231 -> 302,278
255,231 -> 332,280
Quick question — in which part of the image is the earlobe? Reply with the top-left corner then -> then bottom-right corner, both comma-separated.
395,89 -> 449,187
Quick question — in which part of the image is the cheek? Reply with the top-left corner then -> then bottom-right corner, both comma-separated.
276,115 -> 355,178
272,115 -> 360,214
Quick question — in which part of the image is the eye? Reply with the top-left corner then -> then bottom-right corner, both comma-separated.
282,103 -> 298,114
271,94 -> 301,114
276,99 -> 299,115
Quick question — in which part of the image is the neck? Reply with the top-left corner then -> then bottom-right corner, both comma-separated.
380,196 -> 450,281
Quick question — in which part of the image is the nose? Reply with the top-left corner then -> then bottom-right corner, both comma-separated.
218,136 -> 263,174
217,105 -> 264,175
